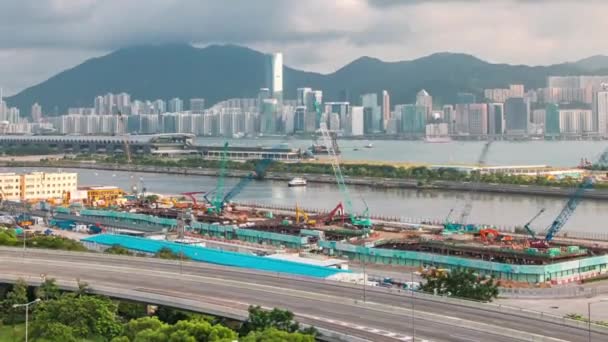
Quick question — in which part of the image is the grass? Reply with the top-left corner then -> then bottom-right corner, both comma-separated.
0,324 -> 24,342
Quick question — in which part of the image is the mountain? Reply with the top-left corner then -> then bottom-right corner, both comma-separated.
575,55 -> 608,71
7,44 -> 608,116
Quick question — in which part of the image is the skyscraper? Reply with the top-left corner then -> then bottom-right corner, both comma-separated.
297,88 -> 312,106
30,103 -> 42,122
261,98 -> 278,134
416,89 -> 433,120
399,104 -> 426,135
487,103 -> 505,136
361,93 -> 381,133
116,93 -> 131,114
168,98 -> 184,113
94,96 -> 104,115
468,104 -> 488,136
597,87 -> 608,135
350,106 -> 364,136
382,90 -> 390,130
545,104 -> 560,136
505,97 -> 529,135
271,52 -> 283,102
190,98 -> 205,113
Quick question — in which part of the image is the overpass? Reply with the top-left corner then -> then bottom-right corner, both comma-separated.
0,248 -> 606,342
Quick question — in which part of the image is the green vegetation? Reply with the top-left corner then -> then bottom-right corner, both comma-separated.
0,278 -> 317,341
565,313 -> 608,327
155,247 -> 188,261
61,154 -> 598,190
420,269 -> 499,302
0,229 -> 87,252
104,245 -> 134,256
0,145 -> 55,156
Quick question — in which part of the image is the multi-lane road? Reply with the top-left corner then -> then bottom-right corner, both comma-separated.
0,247 -> 605,342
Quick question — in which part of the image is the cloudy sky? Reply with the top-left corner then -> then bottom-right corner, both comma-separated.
1,0 -> 606,95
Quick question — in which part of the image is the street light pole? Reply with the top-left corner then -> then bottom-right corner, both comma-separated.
588,302 -> 591,342
13,298 -> 41,342
362,257 -> 366,303
411,271 -> 416,340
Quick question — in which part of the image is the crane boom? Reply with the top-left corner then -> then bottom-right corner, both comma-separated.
222,159 -> 273,204
544,179 -> 592,242
459,141 -> 492,225
314,101 -> 370,228
210,142 -> 229,213
522,208 -> 545,240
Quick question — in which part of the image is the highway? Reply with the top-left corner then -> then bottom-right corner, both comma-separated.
0,248 -> 604,342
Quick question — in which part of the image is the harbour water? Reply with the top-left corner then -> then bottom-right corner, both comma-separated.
7,166 -> 608,233
192,137 -> 608,167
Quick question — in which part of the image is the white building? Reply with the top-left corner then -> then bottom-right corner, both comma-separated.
271,52 -> 283,101
559,109 -> 593,135
597,89 -> 608,135
31,103 -> 42,122
350,106 -> 364,136
168,98 -> 184,113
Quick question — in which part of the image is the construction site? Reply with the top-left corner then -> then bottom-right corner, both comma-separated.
4,107 -> 608,287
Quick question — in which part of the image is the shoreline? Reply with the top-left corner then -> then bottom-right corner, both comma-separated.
3,160 -> 608,200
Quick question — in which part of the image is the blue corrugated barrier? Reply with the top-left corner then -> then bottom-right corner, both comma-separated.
82,234 -> 346,278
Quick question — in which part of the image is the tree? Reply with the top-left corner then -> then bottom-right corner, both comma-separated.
123,316 -> 167,341
32,294 -> 123,340
118,300 -> 149,321
2,278 -> 29,325
75,278 -> 89,297
240,306 -> 300,335
420,268 -> 499,302
36,277 -> 61,300
242,328 -> 315,342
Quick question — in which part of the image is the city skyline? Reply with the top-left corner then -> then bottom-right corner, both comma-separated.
2,0 -> 608,95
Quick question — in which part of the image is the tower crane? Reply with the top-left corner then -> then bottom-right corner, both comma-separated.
314,101 -> 371,229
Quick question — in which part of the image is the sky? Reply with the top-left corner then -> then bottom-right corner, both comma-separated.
1,0 -> 607,96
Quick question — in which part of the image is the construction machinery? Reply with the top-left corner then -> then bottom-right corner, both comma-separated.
206,147 -> 273,215
207,142 -> 230,214
117,111 -> 138,194
522,208 -> 546,240
295,204 -> 317,226
313,101 -> 371,229
459,141 -> 492,225
181,192 -> 208,210
527,178 -> 593,248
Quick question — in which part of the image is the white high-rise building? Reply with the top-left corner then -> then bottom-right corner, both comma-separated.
168,98 -> 184,113
190,98 -> 205,113
94,96 -> 104,115
271,52 -> 283,101
116,93 -> 131,115
416,89 -> 433,119
350,106 -> 364,136
31,103 -> 42,122
103,93 -> 114,115
597,88 -> 608,135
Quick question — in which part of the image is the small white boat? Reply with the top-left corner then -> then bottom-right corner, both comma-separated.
288,177 -> 307,187
364,143 -> 373,148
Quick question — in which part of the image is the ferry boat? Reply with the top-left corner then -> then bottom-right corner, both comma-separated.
288,177 -> 307,187
424,136 -> 452,143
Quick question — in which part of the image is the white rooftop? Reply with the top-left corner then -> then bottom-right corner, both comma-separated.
265,253 -> 348,267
